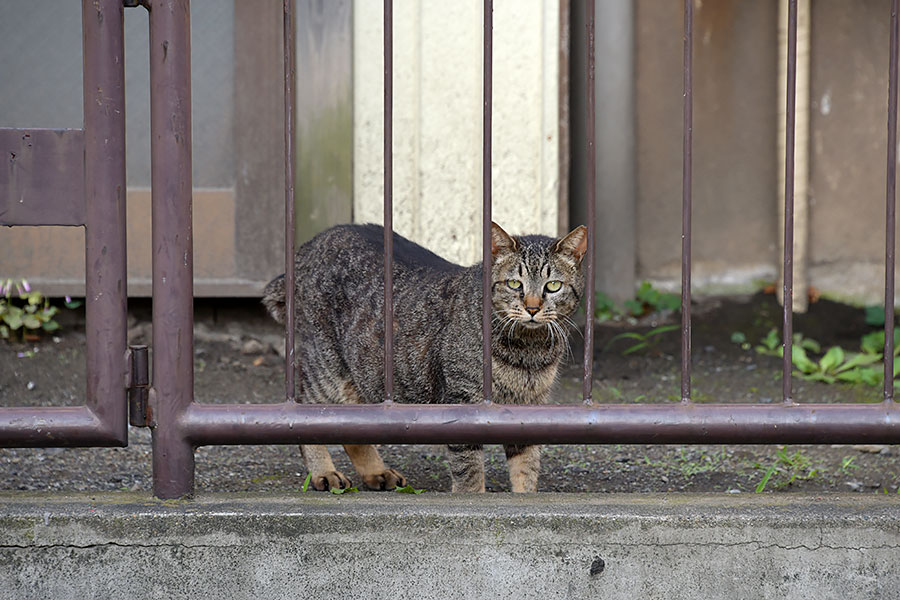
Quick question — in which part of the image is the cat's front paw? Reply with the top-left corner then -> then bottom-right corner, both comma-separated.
310,470 -> 353,491
362,468 -> 406,491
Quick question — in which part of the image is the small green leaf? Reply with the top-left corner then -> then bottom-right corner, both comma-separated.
791,346 -> 817,373
329,486 -> 359,495
800,338 -> 821,354
622,342 -> 649,355
756,465 -> 776,493
834,352 -> 881,374
22,315 -> 41,329
302,473 -> 312,492
647,324 -> 679,336
818,346 -> 844,373
41,320 -> 60,332
395,485 -> 425,494
730,332 -> 747,344
860,368 -> 882,386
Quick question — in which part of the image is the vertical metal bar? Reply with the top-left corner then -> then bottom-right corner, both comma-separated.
782,0 -> 798,404
149,0 -> 195,499
284,0 -> 297,402
885,0 -> 899,403
82,0 -> 128,443
583,0 -> 596,404
680,0 -> 693,403
483,0 -> 493,404
384,0 -> 395,403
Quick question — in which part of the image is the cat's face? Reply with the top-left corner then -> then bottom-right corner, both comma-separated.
490,223 -> 587,336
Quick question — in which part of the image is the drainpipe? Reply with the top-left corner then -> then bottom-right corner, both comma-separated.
777,0 -> 811,313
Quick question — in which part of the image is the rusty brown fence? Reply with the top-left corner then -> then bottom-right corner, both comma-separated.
2,0 -> 900,500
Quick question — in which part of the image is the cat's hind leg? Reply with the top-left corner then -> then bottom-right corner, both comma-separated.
343,444 -> 406,490
300,445 -> 353,491
447,444 -> 486,492
504,444 -> 541,492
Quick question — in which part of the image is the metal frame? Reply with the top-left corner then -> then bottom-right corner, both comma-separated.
3,0 -> 900,500
0,0 -> 128,448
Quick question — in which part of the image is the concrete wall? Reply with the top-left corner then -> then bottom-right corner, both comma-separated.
2,492 -> 899,599
631,0 -> 900,304
634,0 -> 780,294
354,0 -> 563,267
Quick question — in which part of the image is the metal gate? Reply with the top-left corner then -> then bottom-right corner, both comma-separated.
3,0 -> 900,500
1,0 -> 128,449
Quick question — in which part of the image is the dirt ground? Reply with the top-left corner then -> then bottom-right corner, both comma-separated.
1,292 -> 898,495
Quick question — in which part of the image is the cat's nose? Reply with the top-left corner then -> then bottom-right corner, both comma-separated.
525,305 -> 540,316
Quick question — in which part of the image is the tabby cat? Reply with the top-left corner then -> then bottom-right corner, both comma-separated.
262,222 -> 587,492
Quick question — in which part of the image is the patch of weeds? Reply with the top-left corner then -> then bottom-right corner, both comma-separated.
730,331 -> 751,351
860,329 -> 900,357
839,456 -> 859,476
605,324 -> 679,356
791,345 -> 883,385
594,291 -> 621,322
623,282 -> 681,318
755,328 -> 820,357
754,447 -> 821,492
674,446 -> 727,479
1,279 -> 80,342
594,282 -> 680,322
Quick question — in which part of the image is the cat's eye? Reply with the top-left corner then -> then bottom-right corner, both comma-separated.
545,280 -> 563,293
506,279 -> 522,290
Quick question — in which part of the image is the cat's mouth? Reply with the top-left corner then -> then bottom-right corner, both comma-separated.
520,318 -> 546,329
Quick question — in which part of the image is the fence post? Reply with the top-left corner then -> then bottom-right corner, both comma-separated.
149,0 -> 196,499
82,0 -> 129,444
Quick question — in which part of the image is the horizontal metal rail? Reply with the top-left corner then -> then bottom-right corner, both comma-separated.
0,406 -> 124,447
181,402 -> 900,446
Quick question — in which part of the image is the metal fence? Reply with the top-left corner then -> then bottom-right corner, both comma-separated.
2,0 -> 900,500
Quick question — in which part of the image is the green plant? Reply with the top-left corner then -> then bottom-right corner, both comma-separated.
790,345 -> 882,385
302,473 -> 312,492
730,331 -> 751,351
0,279 -> 68,342
594,291 -> 621,322
674,446 -> 727,479
839,456 -> 858,475
604,324 -> 679,355
755,328 -> 820,357
395,484 -> 425,494
860,330 -> 900,356
329,486 -> 359,495
755,448 -> 821,492
623,282 -> 680,318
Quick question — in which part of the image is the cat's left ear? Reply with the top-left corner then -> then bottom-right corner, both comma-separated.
555,225 -> 588,263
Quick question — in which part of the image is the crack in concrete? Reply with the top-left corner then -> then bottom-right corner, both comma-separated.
0,542 -> 244,551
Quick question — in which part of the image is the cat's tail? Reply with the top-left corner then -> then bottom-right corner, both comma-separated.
262,274 -> 286,324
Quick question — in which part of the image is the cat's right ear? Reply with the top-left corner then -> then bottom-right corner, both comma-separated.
491,222 -> 518,256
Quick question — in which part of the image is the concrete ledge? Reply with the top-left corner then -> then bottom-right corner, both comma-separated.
1,493 -> 899,599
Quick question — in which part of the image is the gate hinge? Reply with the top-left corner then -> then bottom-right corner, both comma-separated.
126,345 -> 151,427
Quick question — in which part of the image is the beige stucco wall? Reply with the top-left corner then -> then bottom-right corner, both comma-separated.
354,0 -> 561,266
